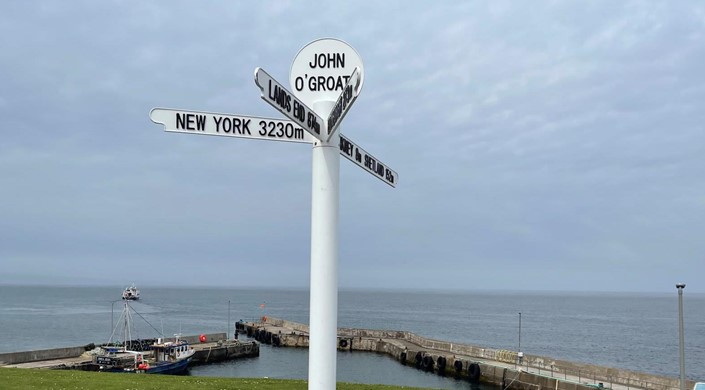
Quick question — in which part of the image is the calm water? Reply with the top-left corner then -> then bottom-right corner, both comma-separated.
0,286 -> 703,387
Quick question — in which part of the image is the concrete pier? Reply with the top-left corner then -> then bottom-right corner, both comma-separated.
190,339 -> 259,365
0,333 -> 258,370
243,317 -> 697,390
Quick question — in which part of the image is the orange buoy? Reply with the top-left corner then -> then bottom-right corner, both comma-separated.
199,334 -> 207,343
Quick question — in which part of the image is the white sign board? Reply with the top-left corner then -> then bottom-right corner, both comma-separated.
150,108 -> 317,144
255,67 -> 325,141
339,134 -> 397,187
326,67 -> 361,141
290,38 -> 364,110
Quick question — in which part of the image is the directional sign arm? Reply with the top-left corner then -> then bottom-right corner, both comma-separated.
338,133 -> 398,188
149,108 -> 317,144
254,67 -> 325,142
326,67 -> 361,142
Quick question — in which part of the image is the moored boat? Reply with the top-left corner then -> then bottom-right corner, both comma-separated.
94,301 -> 194,374
136,338 -> 194,374
95,340 -> 194,374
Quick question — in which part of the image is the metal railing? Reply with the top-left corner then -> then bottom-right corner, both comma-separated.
517,360 -> 683,390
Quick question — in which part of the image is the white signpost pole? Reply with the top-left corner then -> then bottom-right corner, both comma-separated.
309,100 -> 339,389
291,38 -> 365,390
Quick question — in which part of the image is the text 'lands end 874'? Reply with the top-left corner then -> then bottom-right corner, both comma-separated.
255,67 -> 324,141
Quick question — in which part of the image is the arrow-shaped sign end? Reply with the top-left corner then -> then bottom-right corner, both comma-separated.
149,108 -> 168,127
351,67 -> 362,97
254,67 -> 265,91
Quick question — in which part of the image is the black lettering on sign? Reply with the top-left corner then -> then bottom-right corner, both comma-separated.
176,113 -> 205,131
240,119 -> 251,135
364,155 -> 384,178
335,76 -> 344,91
309,75 -> 350,92
294,76 -> 304,91
339,136 -> 354,157
284,123 -> 292,138
306,112 -> 320,135
267,121 -> 276,136
176,113 -> 187,129
213,116 -> 252,135
308,52 -> 345,69
385,169 -> 395,184
271,122 -> 286,137
268,80 -> 291,112
355,149 -> 362,163
327,82 -> 355,132
375,162 -> 385,177
293,101 -> 306,122
258,120 -> 305,140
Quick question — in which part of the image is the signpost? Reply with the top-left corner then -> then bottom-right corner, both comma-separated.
151,38 -> 396,390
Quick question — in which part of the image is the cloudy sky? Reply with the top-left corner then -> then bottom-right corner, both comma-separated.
1,1 -> 703,293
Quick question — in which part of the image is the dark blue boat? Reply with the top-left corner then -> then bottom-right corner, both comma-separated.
138,339 -> 195,374
95,301 -> 194,375
96,339 -> 194,374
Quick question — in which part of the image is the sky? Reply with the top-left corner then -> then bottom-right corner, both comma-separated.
1,1 -> 703,293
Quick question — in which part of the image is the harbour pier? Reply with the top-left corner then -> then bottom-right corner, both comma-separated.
0,333 -> 258,370
243,317 -> 696,390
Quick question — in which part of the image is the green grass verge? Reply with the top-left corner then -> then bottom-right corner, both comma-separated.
0,368 -> 434,389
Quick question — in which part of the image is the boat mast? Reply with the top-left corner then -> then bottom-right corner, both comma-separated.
127,302 -> 134,349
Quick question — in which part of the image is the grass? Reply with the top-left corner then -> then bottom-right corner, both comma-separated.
0,368 -> 434,390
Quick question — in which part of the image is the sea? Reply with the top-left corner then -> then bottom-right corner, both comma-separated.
0,286 -> 703,389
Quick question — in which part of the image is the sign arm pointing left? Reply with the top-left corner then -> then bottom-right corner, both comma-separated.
149,108 -> 317,144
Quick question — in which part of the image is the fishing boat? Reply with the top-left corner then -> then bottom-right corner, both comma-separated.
121,284 -> 140,300
96,339 -> 194,374
94,302 -> 194,374
137,338 -> 194,374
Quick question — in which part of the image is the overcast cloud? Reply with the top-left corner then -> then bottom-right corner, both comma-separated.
1,1 -> 703,292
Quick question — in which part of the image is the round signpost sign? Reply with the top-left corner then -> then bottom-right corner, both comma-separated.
290,38 -> 364,109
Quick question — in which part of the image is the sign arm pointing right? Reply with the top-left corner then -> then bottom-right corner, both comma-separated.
326,67 -> 361,142
338,133 -> 398,187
